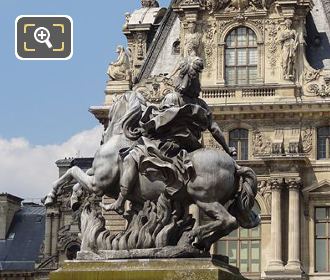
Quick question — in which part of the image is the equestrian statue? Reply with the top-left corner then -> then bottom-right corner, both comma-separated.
44,54 -> 260,258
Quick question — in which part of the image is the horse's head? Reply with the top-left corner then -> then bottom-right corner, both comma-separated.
174,55 -> 204,98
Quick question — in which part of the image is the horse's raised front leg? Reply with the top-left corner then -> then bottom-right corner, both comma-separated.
44,166 -> 94,206
191,201 -> 238,252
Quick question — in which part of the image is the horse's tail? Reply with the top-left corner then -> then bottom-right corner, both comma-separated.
228,165 -> 259,229
236,165 -> 258,211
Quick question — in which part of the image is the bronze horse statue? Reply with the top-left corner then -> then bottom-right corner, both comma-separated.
44,58 -> 259,252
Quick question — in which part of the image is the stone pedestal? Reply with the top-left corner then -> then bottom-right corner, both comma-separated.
50,258 -> 247,280
104,80 -> 131,105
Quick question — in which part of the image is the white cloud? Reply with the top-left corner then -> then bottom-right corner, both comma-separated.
0,126 -> 103,201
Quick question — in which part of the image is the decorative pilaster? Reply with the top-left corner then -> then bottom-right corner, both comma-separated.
44,213 -> 52,256
285,178 -> 303,272
51,212 -> 60,256
266,179 -> 284,272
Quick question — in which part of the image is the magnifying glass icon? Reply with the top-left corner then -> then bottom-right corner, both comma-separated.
34,27 -> 53,49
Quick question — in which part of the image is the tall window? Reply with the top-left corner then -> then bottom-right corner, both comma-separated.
317,127 -> 330,160
229,129 -> 249,160
225,27 -> 258,85
217,203 -> 261,273
315,207 -> 330,272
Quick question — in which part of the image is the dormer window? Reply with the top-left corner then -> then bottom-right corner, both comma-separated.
172,40 -> 181,55
225,27 -> 258,86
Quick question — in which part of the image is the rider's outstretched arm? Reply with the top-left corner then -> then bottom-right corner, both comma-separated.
209,120 -> 231,155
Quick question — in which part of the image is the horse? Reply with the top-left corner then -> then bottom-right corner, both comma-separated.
43,87 -> 259,251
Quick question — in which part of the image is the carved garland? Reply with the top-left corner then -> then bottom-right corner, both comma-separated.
203,21 -> 218,73
265,19 -> 280,75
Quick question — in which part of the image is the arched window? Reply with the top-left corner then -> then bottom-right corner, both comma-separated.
225,27 -> 258,85
317,126 -> 330,159
229,129 -> 249,160
217,203 -> 261,273
172,40 -> 180,55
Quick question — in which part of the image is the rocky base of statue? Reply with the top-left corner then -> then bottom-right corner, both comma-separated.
49,258 -> 248,280
79,195 -> 211,257
77,246 -> 210,260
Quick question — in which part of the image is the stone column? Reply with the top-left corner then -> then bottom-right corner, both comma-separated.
51,212 -> 60,256
44,213 -> 52,256
266,179 -> 284,271
286,178 -> 302,271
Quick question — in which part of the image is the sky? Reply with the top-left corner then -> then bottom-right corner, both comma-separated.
0,0 -> 170,199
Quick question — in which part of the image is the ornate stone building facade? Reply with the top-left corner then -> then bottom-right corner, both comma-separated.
88,0 -> 330,279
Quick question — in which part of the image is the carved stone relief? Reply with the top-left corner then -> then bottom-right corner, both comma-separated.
265,19 -> 280,75
253,129 -> 272,156
306,82 -> 330,98
134,75 -> 175,103
303,58 -> 330,98
203,21 -> 217,74
301,127 -> 313,154
201,0 -> 273,13
258,180 -> 271,213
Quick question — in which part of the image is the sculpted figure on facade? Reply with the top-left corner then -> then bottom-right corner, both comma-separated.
107,45 -> 132,81
184,22 -> 202,56
280,19 -> 298,81
44,53 -> 259,258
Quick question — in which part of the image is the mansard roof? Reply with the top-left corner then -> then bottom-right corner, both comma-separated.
138,0 -> 178,81
305,0 -> 330,69
0,204 -> 45,271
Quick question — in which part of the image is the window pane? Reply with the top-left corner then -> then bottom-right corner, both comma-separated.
251,226 -> 260,238
241,228 -> 249,238
237,68 -> 248,85
239,129 -> 249,139
228,229 -> 238,238
241,139 -> 249,160
226,68 -> 235,85
218,241 -> 227,256
318,127 -> 330,137
317,137 -> 327,160
251,241 -> 260,272
249,48 -> 258,65
230,129 -> 240,139
237,28 -> 247,47
226,49 -> 236,66
316,208 -> 327,220
237,49 -> 247,65
316,223 -> 327,237
228,241 -> 237,266
226,32 -> 236,47
316,239 -> 327,272
240,241 -> 249,272
248,67 -> 257,82
248,29 -> 257,46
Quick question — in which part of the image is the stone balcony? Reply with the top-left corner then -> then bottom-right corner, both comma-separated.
201,84 -> 299,105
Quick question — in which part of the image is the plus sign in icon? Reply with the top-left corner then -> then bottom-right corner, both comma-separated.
16,15 -> 73,60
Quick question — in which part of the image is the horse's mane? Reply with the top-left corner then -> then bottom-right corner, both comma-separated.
103,91 -> 144,143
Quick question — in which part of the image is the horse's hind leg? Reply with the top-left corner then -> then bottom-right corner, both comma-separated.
44,166 -> 94,206
191,201 -> 238,251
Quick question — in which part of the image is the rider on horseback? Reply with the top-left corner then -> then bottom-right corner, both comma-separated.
101,55 -> 237,214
